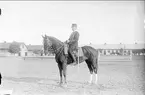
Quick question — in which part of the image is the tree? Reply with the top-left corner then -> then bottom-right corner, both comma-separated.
33,50 -> 42,55
9,42 -> 20,54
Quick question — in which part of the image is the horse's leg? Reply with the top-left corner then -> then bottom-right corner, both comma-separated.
62,58 -> 67,87
86,60 -> 93,84
92,58 -> 98,85
58,63 -> 63,85
62,63 -> 67,84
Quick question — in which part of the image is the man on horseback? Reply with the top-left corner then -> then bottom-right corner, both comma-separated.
66,23 -> 79,65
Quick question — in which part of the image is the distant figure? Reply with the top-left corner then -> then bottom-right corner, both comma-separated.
0,73 -> 2,85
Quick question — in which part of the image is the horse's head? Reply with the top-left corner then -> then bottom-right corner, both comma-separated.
42,34 -> 63,55
42,35 -> 53,55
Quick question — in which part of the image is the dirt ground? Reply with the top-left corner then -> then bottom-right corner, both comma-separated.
0,56 -> 145,95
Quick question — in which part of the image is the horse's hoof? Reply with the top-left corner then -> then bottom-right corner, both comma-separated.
94,82 -> 98,85
62,82 -> 67,88
58,82 -> 63,86
87,81 -> 93,85
63,84 -> 67,88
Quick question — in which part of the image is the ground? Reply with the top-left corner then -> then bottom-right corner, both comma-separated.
0,56 -> 145,95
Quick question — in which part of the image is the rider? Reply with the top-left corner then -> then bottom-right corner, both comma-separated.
67,23 -> 79,65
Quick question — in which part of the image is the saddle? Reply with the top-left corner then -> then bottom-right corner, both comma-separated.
64,43 -> 84,57
75,47 -> 84,57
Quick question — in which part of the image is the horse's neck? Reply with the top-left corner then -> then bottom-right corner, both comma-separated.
51,39 -> 63,52
49,36 -> 63,53
53,43 -> 62,50
52,43 -> 63,56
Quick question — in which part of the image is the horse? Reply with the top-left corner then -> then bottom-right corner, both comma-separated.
42,35 -> 99,86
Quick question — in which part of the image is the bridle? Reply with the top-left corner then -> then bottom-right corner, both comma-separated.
51,44 -> 64,54
45,36 -> 64,54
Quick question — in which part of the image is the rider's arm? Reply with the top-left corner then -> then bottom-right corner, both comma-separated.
73,32 -> 79,42
68,32 -> 79,43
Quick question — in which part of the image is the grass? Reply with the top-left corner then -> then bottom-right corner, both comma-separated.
0,56 -> 144,95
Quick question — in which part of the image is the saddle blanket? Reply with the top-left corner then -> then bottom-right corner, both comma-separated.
64,43 -> 84,57
76,47 -> 84,57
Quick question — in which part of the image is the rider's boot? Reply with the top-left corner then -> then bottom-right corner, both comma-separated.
72,53 -> 77,66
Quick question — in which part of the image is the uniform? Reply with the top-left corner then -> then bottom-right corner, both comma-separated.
68,31 -> 79,63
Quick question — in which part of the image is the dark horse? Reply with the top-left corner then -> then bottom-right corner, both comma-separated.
42,35 -> 99,86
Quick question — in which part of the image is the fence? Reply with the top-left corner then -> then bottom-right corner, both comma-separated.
22,54 -> 132,62
22,56 -> 55,60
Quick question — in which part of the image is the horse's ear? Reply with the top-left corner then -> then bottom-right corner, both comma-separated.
42,35 -> 44,38
45,34 -> 47,37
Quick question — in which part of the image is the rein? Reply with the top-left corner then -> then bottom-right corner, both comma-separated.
52,44 -> 64,55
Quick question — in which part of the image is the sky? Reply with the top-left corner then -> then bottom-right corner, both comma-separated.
0,1 -> 144,45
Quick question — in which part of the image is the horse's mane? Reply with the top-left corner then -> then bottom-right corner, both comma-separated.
47,36 -> 63,45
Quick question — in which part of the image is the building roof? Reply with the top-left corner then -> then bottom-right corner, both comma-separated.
89,44 -> 124,49
88,43 -> 145,49
0,42 -> 26,49
124,44 -> 145,49
27,45 -> 43,51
